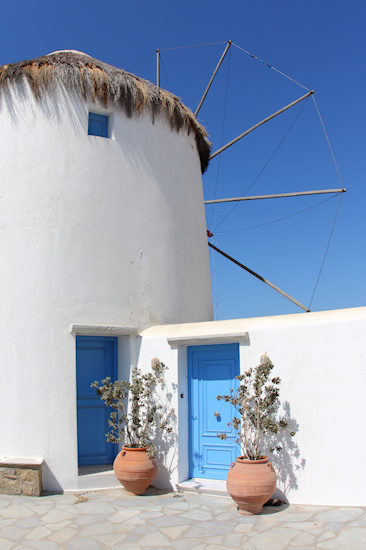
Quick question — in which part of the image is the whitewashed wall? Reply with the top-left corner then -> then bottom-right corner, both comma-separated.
0,78 -> 212,491
139,307 -> 366,506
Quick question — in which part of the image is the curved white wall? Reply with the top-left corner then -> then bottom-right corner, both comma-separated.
0,79 -> 212,490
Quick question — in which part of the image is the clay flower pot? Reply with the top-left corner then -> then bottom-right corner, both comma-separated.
113,446 -> 158,495
226,456 -> 276,515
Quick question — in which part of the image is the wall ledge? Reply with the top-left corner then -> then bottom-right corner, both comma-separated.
167,332 -> 249,347
70,324 -> 138,336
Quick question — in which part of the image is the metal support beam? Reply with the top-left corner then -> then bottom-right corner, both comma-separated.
208,242 -> 310,312
210,90 -> 314,160
156,49 -> 160,88
204,188 -> 346,204
195,40 -> 232,117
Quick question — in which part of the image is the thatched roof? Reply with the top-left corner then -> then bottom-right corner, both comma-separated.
0,50 -> 211,173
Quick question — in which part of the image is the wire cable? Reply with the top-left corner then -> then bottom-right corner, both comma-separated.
312,96 -> 344,189
308,193 -> 344,309
127,52 -> 156,72
159,53 -> 171,92
231,43 -> 310,91
216,194 -> 339,234
159,41 -> 227,52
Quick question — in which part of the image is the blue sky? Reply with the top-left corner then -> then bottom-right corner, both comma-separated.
1,1 -> 365,319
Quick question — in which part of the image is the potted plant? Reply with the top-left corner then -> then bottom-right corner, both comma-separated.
217,353 -> 293,515
91,357 -> 174,495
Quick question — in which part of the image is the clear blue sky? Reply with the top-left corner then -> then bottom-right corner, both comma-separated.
1,1 -> 365,319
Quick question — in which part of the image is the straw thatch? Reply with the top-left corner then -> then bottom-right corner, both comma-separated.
0,51 -> 211,173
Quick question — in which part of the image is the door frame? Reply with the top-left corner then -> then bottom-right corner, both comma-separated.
187,342 -> 240,480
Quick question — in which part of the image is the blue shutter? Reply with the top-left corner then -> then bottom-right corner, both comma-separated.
88,113 -> 109,137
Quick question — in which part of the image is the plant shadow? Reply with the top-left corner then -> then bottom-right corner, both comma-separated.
262,400 -> 306,500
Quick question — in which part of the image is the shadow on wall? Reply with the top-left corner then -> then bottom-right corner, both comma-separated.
263,401 -> 306,500
152,381 -> 178,491
41,461 -> 64,495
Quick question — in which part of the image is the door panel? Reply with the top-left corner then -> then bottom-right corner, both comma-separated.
76,336 -> 117,466
188,344 -> 239,480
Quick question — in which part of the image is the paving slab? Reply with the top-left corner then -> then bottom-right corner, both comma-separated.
0,488 -> 365,549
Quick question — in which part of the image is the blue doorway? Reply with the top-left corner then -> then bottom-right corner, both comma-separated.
76,336 -> 118,466
188,343 -> 240,480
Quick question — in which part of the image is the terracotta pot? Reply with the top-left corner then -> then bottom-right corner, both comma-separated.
226,456 -> 276,515
113,446 -> 158,495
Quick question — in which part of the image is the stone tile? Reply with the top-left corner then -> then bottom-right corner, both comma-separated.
233,522 -> 257,533
127,524 -> 155,536
291,532 -> 316,545
274,512 -> 314,523
349,516 -> 366,527
203,535 -> 225,544
0,540 -> 15,550
46,519 -> 73,531
317,527 -> 366,549
138,510 -> 164,520
22,505 -> 52,516
234,515 -> 260,525
223,533 -> 248,547
92,533 -> 128,547
308,528 -> 323,535
0,518 -> 17,528
119,534 -> 140,544
108,508 -> 142,523
73,513 -> 109,526
248,526 -> 300,549
325,521 -> 346,531
79,521 -> 114,537
180,509 -> 213,521
313,507 -> 364,523
41,509 -> 75,524
184,520 -> 237,538
66,538 -> 101,550
48,527 -> 78,544
25,542 -> 58,550
138,532 -> 172,546
71,502 -> 116,515
149,515 -> 193,528
0,499 -> 10,509
24,526 -> 52,540
160,524 -> 191,540
317,531 -> 336,542
0,525 -> 29,541
1,505 -> 33,519
283,521 -> 321,531
14,516 -> 39,529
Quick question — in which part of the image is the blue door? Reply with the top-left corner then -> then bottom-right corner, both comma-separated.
76,336 -> 117,466
188,343 -> 240,480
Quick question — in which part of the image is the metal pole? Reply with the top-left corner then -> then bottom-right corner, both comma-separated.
156,49 -> 160,88
208,242 -> 311,312
195,40 -> 232,117
204,188 -> 346,204
210,90 -> 314,160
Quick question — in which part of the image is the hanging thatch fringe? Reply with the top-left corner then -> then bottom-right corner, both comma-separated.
0,51 -> 211,173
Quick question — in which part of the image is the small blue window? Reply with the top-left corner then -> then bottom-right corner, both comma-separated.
88,112 -> 109,137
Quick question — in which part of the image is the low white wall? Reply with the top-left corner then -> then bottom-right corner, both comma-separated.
139,307 -> 366,506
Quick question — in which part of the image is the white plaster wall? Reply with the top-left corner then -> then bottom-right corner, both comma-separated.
0,79 -> 212,491
139,307 -> 366,506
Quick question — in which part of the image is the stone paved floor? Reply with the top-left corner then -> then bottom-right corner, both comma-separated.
0,487 -> 365,549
